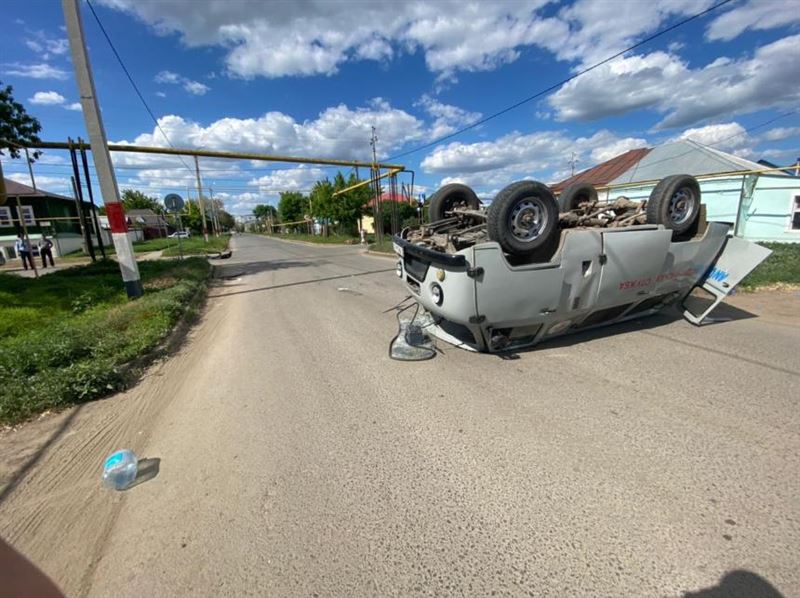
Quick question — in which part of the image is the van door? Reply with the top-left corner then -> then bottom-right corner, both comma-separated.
682,236 -> 772,324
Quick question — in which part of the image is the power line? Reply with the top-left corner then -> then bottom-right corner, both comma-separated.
623,107 -> 800,180
84,0 -> 194,176
387,0 -> 736,161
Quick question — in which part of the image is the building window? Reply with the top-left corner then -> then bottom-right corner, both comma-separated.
20,205 -> 35,226
0,206 -> 11,227
791,196 -> 800,231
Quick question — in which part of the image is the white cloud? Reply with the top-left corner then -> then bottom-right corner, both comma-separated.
421,129 -> 648,189
549,34 -> 800,130
590,137 -> 649,163
248,166 -> 328,195
64,102 -> 82,111
154,70 -> 181,84
706,0 -> 800,41
415,94 -> 481,139
29,91 -> 66,105
545,0 -> 714,66
675,122 -> 750,153
155,70 -> 210,95
2,62 -> 69,80
155,91 -> 167,98
7,172 -> 71,193
25,32 -> 69,59
760,127 -> 800,142
757,148 -> 800,166
99,0 -> 568,78
183,80 -> 209,95
113,99 -> 423,161
104,99 -> 424,211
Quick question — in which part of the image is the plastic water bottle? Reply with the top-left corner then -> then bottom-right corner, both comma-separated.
102,449 -> 138,490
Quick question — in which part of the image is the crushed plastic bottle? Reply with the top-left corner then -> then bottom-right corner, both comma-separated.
102,449 -> 138,490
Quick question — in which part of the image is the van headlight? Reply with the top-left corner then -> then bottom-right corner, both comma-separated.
431,283 -> 443,306
396,261 -> 403,277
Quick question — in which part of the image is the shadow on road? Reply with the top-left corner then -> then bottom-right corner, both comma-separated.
209,267 -> 394,298
683,570 -> 784,597
126,457 -> 160,490
213,259 -> 318,279
0,405 -> 85,507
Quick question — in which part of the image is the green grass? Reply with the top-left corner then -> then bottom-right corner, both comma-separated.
0,258 -> 211,425
739,242 -> 800,291
133,235 -> 229,256
368,239 -> 396,254
264,232 -> 363,245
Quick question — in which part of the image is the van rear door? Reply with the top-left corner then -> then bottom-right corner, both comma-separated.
682,236 -> 772,324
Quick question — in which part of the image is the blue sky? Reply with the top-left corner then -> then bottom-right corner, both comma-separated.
1,0 -> 799,214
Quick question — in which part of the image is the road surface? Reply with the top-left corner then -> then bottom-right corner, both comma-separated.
1,233 -> 798,597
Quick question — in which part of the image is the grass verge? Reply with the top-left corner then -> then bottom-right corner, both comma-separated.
264,232 -> 363,245
133,235 -> 229,256
740,242 -> 800,291
0,258 -> 211,425
368,239 -> 396,254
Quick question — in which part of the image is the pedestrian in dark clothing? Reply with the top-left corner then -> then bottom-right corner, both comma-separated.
39,236 -> 55,268
14,234 -> 35,270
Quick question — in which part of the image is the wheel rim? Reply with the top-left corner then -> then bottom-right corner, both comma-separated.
509,197 -> 547,242
668,187 -> 697,226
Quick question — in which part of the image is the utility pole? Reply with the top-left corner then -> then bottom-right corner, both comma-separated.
193,155 -> 209,242
78,137 -> 107,258
370,126 -> 382,244
23,147 -> 37,191
70,175 -> 94,261
209,186 -> 221,235
63,0 -> 142,297
570,152 -> 577,177
15,196 -> 39,278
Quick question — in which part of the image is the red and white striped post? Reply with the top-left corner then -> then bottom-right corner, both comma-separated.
63,0 -> 142,297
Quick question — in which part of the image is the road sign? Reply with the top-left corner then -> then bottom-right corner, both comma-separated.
164,193 -> 185,213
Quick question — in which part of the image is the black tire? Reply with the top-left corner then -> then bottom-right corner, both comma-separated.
428,183 -> 481,222
646,174 -> 701,236
487,180 -> 559,257
558,182 -> 597,213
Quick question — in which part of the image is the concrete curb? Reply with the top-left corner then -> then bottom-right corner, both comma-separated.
363,249 -> 396,260
259,235 -> 360,249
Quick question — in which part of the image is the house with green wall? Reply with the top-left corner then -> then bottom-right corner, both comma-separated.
1,178 -> 95,262
553,140 -> 800,243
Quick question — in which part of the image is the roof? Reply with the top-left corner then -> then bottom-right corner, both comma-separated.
125,208 -> 169,227
3,178 -> 76,202
607,139 -> 779,185
552,148 -> 651,192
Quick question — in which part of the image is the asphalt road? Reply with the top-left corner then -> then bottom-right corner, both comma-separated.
3,233 -> 799,597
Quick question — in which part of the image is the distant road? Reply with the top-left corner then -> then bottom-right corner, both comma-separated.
2,233 -> 797,597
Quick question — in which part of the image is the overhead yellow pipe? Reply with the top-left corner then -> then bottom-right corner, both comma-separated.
332,168 -> 404,197
23,140 -> 406,171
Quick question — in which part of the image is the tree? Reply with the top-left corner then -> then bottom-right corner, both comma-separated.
217,209 -> 235,230
0,81 -> 43,204
334,171 -> 371,234
309,171 -> 371,235
182,199 -> 205,233
253,204 -> 278,221
121,189 -> 164,213
278,191 -> 308,225
0,81 -> 42,160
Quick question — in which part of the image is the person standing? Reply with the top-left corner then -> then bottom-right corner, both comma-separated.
14,234 -> 34,271
39,235 -> 55,268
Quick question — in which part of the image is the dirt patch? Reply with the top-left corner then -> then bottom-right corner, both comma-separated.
0,297 -> 228,597
725,289 -> 800,328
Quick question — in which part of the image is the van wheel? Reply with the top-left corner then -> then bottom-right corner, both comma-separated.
428,183 -> 481,222
558,182 -> 597,212
646,174 -> 701,236
487,180 -> 559,258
